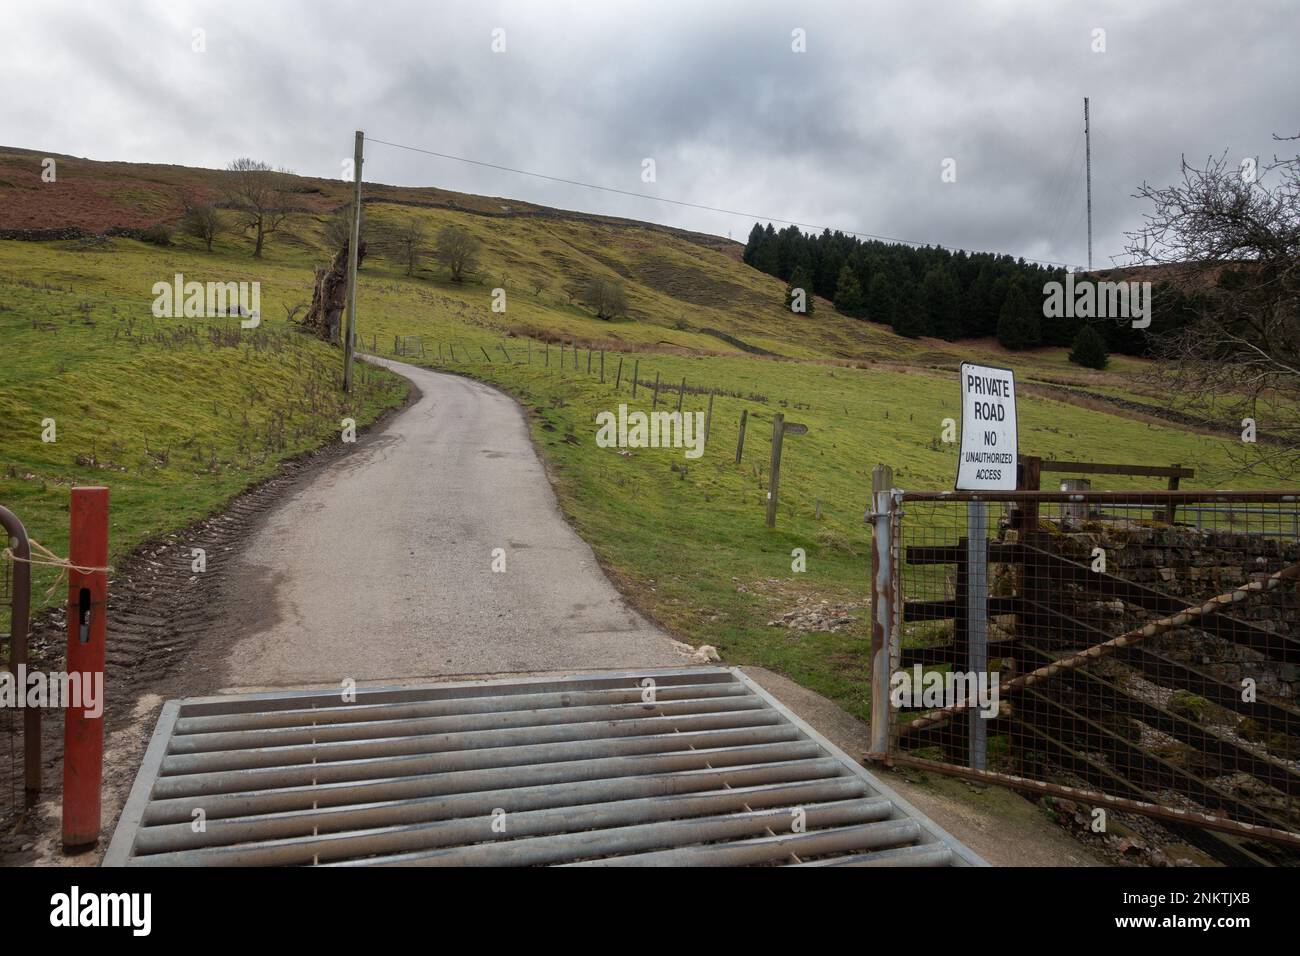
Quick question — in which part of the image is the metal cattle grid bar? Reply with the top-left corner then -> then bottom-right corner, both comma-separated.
104,667 -> 985,867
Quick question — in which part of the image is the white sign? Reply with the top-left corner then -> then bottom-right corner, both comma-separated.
956,362 -> 1018,490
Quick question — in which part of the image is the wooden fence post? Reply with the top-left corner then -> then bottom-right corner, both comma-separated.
704,391 -> 714,447
676,377 -> 686,414
652,372 -> 661,410
1166,463 -> 1181,524
600,351 -> 605,383
632,360 -> 639,397
735,409 -> 748,463
766,413 -> 784,528
615,356 -> 623,389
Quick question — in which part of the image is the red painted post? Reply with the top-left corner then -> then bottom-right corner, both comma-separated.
62,486 -> 108,850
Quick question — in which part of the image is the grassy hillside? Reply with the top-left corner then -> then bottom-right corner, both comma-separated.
0,238 -> 408,618
0,149 -> 1283,716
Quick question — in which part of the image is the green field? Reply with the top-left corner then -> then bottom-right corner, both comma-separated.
0,155 -> 1282,715
0,238 -> 408,619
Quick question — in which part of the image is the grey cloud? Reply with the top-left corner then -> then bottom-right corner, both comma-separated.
2,0 -> 1296,267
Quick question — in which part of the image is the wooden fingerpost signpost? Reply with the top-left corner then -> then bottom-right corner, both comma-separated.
954,362 -> 1018,771
765,416 -> 809,528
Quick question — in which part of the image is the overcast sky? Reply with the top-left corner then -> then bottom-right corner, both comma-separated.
4,0 -> 1297,268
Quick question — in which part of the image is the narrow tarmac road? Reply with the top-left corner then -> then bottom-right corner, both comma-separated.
213,357 -> 682,689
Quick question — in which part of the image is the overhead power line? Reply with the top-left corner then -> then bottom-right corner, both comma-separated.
367,136 -> 1084,270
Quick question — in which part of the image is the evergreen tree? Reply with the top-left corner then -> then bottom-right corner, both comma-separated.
1038,270 -> 1081,347
921,266 -> 960,340
1068,324 -> 1109,369
776,225 -> 801,281
865,273 -> 895,327
786,266 -> 814,315
742,223 -> 766,266
996,280 -> 1040,350
892,282 -> 929,338
817,251 -> 844,301
754,224 -> 779,274
734,219 -> 1154,357
968,266 -> 996,336
833,264 -> 864,316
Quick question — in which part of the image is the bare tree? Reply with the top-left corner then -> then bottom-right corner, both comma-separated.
434,224 -> 480,282
580,277 -> 628,320
224,158 -> 292,258
323,206 -> 366,254
180,196 -> 222,251
386,217 -> 428,277
1124,136 -> 1300,476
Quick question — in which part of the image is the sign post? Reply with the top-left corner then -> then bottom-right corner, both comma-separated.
956,362 -> 1018,491
955,364 -> 1017,769
765,418 -> 810,528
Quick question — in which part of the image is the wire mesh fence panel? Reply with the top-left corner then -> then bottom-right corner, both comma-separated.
2,543 -> 15,815
886,490 -> 1300,862
1,507 -> 36,814
393,335 -> 425,357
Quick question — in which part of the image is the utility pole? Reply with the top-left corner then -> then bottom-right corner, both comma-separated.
343,130 -> 364,392
1083,98 -> 1092,272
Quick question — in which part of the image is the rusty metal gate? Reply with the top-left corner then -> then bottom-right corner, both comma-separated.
105,666 -> 984,866
868,488 -> 1300,865
1,505 -> 38,811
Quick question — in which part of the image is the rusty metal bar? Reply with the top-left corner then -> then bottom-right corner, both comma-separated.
889,753 -> 1300,850
891,482 -> 1300,859
902,560 -> 1300,735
